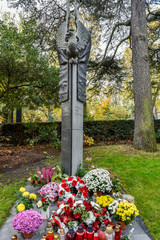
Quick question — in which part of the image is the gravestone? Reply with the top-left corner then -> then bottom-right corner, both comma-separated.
56,0 -> 91,175
16,109 -> 22,123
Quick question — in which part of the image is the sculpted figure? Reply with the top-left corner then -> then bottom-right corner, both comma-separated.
56,0 -> 91,103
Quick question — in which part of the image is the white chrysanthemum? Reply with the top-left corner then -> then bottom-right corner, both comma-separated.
83,168 -> 113,193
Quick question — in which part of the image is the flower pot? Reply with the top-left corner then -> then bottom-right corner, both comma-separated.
40,206 -> 50,219
21,232 -> 33,239
118,221 -> 127,230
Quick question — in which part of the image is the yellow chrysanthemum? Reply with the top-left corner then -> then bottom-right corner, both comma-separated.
22,191 -> 29,197
17,203 -> 25,212
19,187 -> 26,193
29,193 -> 37,200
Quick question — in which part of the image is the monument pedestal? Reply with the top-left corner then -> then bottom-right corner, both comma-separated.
61,62 -> 83,176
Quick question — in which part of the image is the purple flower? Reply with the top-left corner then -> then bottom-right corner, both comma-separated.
12,209 -> 43,234
42,168 -> 46,180
39,182 -> 59,202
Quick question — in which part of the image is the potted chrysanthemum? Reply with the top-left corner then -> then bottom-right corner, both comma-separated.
83,168 -> 113,195
12,209 -> 43,239
37,182 -> 59,219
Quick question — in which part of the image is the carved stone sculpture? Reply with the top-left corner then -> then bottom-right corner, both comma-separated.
57,0 -> 91,103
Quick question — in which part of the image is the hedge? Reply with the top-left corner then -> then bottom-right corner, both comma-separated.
1,120 -> 160,145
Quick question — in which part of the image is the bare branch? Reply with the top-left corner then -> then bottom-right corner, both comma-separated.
98,19 -> 131,68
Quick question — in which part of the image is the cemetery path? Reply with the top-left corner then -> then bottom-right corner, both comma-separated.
0,145 -> 60,183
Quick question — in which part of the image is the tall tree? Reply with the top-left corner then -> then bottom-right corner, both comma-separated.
0,20 -> 59,122
131,0 -> 157,151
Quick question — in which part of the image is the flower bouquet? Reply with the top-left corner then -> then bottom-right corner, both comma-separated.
83,168 -> 113,194
16,187 -> 37,213
12,209 -> 43,239
37,182 -> 59,212
109,200 -> 139,225
59,176 -> 89,201
52,199 -> 112,233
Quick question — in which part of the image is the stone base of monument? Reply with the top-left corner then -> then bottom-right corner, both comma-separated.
0,184 -> 154,240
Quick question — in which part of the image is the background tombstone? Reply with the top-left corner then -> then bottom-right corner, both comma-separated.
57,0 -> 91,175
16,109 -> 22,123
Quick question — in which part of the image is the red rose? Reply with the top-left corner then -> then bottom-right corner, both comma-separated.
82,186 -> 88,192
100,211 -> 105,216
41,198 -> 45,203
67,197 -> 74,207
72,193 -> 76,196
85,205 -> 91,211
104,219 -> 110,226
83,191 -> 88,198
68,177 -> 73,181
83,200 -> 88,206
80,180 -> 85,184
61,179 -> 66,183
62,182 -> 67,188
102,208 -> 107,212
30,180 -> 34,184
65,186 -> 71,192
59,190 -> 64,196
74,213 -> 81,219
76,176 -> 81,182
72,180 -> 77,187
83,201 -> 91,211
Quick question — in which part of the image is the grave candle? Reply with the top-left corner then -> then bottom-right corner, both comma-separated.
98,222 -> 106,240
11,235 -> 17,240
115,225 -> 121,240
48,230 -> 54,240
93,232 -> 99,240
60,228 -> 65,240
105,225 -> 114,240
86,224 -> 94,240
54,234 -> 60,240
42,234 -> 48,239
76,225 -> 85,240
66,226 -> 76,240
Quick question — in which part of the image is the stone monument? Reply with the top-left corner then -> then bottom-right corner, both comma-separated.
56,0 -> 91,175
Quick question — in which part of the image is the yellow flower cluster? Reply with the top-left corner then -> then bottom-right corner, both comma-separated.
96,195 -> 114,208
22,191 -> 30,197
116,201 -> 139,223
19,187 -> 26,193
19,187 -> 37,200
29,193 -> 37,200
17,203 -> 25,212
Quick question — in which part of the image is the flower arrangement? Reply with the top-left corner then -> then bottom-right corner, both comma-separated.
12,209 -> 43,234
83,169 -> 113,193
112,201 -> 139,225
16,187 -> 37,212
28,165 -> 64,187
59,176 -> 88,201
37,182 -> 59,211
96,195 -> 114,208
52,199 -> 112,233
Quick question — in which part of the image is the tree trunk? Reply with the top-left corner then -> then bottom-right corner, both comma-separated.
131,0 -> 157,152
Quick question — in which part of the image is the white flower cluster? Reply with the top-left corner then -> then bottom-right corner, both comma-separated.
83,168 -> 113,193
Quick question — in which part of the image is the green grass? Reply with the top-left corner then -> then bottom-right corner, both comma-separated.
84,144 -> 160,240
0,180 -> 25,227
